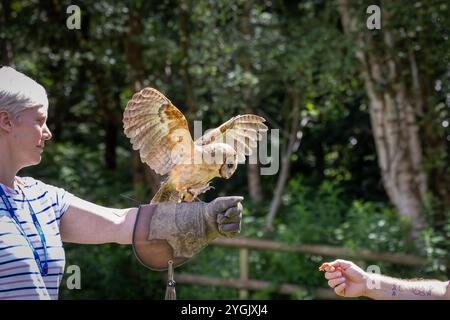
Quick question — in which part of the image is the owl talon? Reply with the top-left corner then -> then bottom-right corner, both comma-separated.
182,192 -> 194,202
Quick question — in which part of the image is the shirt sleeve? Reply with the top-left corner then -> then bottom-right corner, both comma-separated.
34,179 -> 74,222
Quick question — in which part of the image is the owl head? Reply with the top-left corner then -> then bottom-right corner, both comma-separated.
220,156 -> 238,179
203,143 -> 238,179
217,144 -> 237,179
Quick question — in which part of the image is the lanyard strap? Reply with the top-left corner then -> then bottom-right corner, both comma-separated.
0,185 -> 48,276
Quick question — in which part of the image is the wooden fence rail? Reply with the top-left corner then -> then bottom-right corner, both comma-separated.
175,237 -> 449,299
175,273 -> 342,299
212,237 -> 449,267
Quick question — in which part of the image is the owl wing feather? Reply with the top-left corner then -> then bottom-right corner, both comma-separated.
150,180 -> 182,204
194,114 -> 268,162
123,87 -> 194,176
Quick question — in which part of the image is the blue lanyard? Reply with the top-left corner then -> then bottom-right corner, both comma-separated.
0,185 -> 48,276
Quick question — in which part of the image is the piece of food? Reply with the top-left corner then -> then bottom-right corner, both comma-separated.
318,262 -> 342,272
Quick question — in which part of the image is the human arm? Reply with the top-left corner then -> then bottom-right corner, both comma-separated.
60,195 -> 138,244
322,259 -> 450,300
60,194 -> 243,255
364,274 -> 449,300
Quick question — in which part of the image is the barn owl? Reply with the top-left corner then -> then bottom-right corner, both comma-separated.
123,87 -> 268,203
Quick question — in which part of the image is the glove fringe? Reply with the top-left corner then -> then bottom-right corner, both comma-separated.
165,260 -> 177,300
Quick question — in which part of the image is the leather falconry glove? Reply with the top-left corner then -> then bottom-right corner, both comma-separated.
132,196 -> 243,271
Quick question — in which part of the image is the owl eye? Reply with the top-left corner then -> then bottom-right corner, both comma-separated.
227,163 -> 234,169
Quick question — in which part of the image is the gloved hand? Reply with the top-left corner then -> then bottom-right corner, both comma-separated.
132,196 -> 243,271
202,196 -> 244,238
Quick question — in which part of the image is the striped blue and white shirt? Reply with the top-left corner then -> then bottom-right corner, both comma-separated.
0,176 -> 73,300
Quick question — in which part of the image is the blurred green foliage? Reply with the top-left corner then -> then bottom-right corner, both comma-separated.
2,0 -> 448,299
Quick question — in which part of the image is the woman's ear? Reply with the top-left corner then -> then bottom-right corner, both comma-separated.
0,111 -> 13,133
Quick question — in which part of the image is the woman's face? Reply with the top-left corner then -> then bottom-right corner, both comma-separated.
11,106 -> 52,167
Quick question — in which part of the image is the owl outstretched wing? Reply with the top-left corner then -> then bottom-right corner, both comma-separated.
194,115 -> 268,162
123,87 -> 194,175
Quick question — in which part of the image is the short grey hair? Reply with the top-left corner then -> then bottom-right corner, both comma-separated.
0,66 -> 48,119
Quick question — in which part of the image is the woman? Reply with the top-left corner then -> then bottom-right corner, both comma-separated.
0,66 -> 243,300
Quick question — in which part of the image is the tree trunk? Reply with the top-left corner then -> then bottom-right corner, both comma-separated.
178,1 -> 195,120
90,65 -> 118,170
266,92 -> 306,231
124,3 -> 160,198
337,0 -> 428,246
0,0 -> 13,65
240,0 -> 263,204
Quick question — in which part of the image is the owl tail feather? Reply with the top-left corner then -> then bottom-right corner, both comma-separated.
151,181 -> 181,204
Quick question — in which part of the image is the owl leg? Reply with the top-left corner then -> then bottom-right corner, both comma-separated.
198,184 -> 215,194
187,184 -> 215,200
